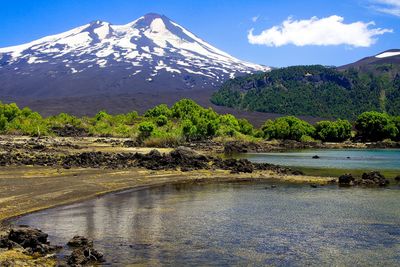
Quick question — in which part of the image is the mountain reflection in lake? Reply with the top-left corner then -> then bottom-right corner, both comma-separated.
15,183 -> 400,266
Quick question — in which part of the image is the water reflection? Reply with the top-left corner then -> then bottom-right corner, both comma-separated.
238,149 -> 400,170
15,183 -> 400,266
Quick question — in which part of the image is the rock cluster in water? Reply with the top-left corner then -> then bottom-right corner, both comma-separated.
64,236 -> 104,266
0,226 -> 105,266
339,171 -> 390,186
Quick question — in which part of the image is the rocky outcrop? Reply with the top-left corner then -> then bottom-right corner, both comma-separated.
339,171 -> 390,186
366,141 -> 400,149
359,171 -> 390,186
0,226 -> 60,255
51,125 -> 88,137
224,141 -> 261,154
338,174 -> 355,185
0,146 -> 294,174
66,236 -> 104,266
214,158 -> 254,173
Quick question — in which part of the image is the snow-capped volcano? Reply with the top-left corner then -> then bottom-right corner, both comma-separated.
0,13 -> 269,101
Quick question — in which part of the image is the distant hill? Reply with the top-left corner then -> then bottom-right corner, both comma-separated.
211,52 -> 400,119
339,49 -> 400,71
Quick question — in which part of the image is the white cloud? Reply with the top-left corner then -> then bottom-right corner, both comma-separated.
248,15 -> 392,47
371,0 -> 400,16
251,15 -> 259,22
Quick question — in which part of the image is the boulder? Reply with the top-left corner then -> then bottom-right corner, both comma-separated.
67,236 -> 93,248
170,146 -> 205,160
67,246 -> 104,266
291,170 -> 304,175
395,175 -> 400,182
338,173 -> 355,185
123,140 -> 137,147
360,171 -> 390,186
5,226 -> 60,255
66,235 -> 104,266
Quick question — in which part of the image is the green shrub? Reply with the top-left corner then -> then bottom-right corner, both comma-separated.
299,135 -> 316,142
156,115 -> 168,126
47,113 -> 83,128
138,121 -> 156,139
6,112 -> 49,136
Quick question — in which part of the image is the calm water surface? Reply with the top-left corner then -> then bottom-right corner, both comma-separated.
15,183 -> 400,266
238,149 -> 400,170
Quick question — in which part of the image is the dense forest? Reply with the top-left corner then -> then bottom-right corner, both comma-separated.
0,100 -> 399,143
211,65 -> 400,119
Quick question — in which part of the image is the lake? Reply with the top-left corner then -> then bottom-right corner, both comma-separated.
236,149 -> 400,170
14,182 -> 400,266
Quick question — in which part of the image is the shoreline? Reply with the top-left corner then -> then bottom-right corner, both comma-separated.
0,166 -> 332,225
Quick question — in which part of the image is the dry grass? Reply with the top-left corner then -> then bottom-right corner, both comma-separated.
0,249 -> 56,267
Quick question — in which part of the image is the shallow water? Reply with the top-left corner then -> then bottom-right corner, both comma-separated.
237,149 -> 400,170
15,182 -> 400,266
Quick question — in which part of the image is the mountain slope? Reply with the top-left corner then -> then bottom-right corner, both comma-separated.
0,13 -> 269,112
211,61 -> 400,119
339,49 -> 400,71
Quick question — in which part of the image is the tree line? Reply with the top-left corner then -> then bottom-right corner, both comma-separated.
0,100 -> 399,144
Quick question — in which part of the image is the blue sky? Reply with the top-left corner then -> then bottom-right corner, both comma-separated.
0,0 -> 399,67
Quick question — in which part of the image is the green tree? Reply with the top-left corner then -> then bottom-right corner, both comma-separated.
355,111 -> 398,141
238,119 -> 254,135
315,119 -> 352,142
391,115 -> 400,140
171,99 -> 202,119
145,104 -> 172,118
261,116 -> 315,141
